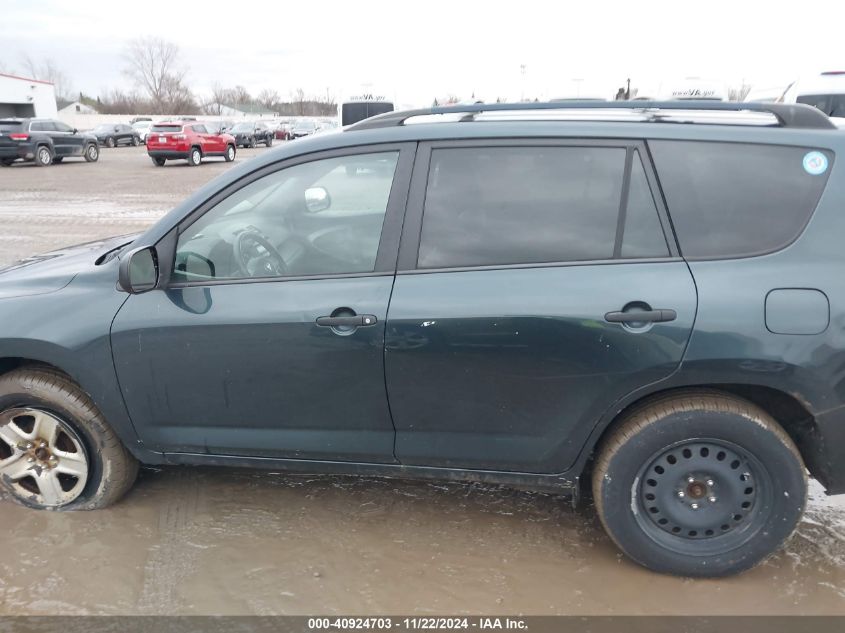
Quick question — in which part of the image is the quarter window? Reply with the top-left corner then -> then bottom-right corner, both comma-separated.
173,152 -> 399,282
417,145 -> 667,269
650,141 -> 833,259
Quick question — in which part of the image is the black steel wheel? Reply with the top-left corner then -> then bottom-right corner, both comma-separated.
592,391 -> 806,577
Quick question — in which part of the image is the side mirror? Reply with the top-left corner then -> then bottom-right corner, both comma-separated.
304,187 -> 331,213
118,246 -> 159,294
72,128 -> 78,134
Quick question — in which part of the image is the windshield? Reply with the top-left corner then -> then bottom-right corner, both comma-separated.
0,121 -> 23,131
797,94 -> 845,118
94,125 -> 114,132
293,121 -> 315,130
132,121 -> 150,129
231,123 -> 253,132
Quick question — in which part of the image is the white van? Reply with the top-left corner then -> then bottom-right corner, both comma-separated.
338,93 -> 394,127
781,72 -> 845,127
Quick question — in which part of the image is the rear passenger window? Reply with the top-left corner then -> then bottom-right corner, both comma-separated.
650,141 -> 833,259
418,146 -> 626,268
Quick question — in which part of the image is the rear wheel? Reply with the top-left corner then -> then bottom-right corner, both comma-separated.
265,136 -> 273,147
105,136 -> 115,148
224,144 -> 236,162
131,136 -> 139,146
0,368 -> 138,510
151,156 -> 166,167
592,391 -> 807,577
35,145 -> 52,167
188,147 -> 202,166
0,158 -> 14,166
83,144 -> 99,162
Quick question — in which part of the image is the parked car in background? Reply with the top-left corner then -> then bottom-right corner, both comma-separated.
291,118 -> 318,138
145,121 -> 235,166
782,71 -> 845,128
1,101 -> 841,580
92,123 -> 141,148
204,120 -> 234,135
0,118 -> 99,166
131,120 -> 153,144
275,121 -> 294,140
230,121 -> 273,148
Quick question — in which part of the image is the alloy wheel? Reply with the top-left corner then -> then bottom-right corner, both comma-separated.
0,407 -> 89,507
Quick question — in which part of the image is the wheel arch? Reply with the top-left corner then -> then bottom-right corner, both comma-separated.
578,383 -> 820,489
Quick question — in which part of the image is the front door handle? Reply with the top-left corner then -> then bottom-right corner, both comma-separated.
316,314 -> 378,327
604,309 -> 677,324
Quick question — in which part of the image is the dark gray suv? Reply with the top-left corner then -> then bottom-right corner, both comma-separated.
0,101 -> 841,577
0,118 -> 99,166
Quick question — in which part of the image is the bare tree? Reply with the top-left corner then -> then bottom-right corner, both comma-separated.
291,88 -> 306,116
124,37 -> 187,111
258,88 -> 281,109
20,55 -> 73,101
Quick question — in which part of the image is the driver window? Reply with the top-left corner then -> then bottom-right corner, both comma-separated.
173,151 -> 399,282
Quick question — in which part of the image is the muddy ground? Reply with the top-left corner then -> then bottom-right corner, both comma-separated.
0,146 -> 843,615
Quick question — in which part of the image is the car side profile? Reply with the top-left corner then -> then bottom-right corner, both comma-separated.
0,118 -> 100,166
0,101 -> 843,578
92,123 -> 141,148
230,121 -> 274,148
146,120 -> 236,166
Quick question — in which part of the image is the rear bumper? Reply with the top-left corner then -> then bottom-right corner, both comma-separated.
800,405 -> 845,495
0,144 -> 35,160
147,150 -> 189,160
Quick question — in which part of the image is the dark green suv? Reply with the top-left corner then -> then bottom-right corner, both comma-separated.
0,101 -> 840,577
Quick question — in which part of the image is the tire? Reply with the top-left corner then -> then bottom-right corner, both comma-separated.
52,157 -> 63,164
592,391 -> 806,577
0,158 -> 14,166
105,137 -> 115,148
131,136 -> 139,147
35,145 -> 52,167
188,147 -> 202,166
249,137 -> 256,149
265,136 -> 273,147
83,144 -> 99,162
224,144 -> 236,162
151,157 -> 166,167
0,367 -> 138,511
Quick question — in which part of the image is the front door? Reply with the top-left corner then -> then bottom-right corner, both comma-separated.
386,141 -> 697,473
111,144 -> 414,462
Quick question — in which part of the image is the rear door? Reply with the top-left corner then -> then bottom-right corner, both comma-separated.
385,140 -> 697,473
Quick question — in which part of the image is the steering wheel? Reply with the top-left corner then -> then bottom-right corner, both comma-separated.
233,230 -> 287,278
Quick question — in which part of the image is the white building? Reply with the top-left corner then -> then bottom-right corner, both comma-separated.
57,100 -> 98,116
208,103 -> 279,118
0,72 -> 57,118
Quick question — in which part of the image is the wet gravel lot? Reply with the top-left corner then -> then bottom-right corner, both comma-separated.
0,146 -> 844,615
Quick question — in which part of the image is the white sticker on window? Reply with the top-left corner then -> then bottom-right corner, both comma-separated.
803,151 -> 829,176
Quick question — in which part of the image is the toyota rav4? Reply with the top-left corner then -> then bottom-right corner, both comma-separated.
0,101 -> 842,578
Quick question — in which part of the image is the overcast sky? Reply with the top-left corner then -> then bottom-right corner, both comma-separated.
2,0 -> 845,105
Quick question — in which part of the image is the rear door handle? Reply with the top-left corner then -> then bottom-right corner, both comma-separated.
316,314 -> 378,327
604,309 -> 677,323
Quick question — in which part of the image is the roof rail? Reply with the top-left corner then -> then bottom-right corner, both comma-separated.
347,100 -> 836,131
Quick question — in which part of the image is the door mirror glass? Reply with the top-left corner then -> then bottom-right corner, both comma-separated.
119,247 -> 159,294
304,186 -> 331,213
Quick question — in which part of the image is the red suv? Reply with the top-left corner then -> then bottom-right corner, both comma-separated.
146,121 -> 236,166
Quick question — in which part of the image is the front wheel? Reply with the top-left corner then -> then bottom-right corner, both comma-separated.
224,144 -> 236,162
151,156 -> 166,167
265,136 -> 273,147
83,144 -> 99,162
592,391 -> 806,577
105,137 -> 115,148
0,368 -> 138,510
131,136 -> 139,146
